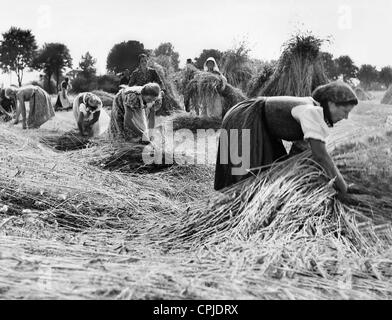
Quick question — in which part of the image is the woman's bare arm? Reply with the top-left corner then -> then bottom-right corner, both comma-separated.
77,113 -> 85,135
309,139 -> 348,194
0,104 -> 11,117
89,111 -> 100,126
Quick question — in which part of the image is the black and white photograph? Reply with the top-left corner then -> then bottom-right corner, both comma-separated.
0,0 -> 391,306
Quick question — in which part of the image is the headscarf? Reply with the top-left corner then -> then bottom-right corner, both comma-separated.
312,81 -> 358,105
203,57 -> 221,73
312,81 -> 358,127
83,93 -> 102,110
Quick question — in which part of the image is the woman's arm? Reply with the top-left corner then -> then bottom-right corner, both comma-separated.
88,111 -> 100,126
309,139 -> 348,194
0,104 -> 11,117
77,112 -> 86,136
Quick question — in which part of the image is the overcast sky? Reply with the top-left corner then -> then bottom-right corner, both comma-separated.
0,0 -> 391,85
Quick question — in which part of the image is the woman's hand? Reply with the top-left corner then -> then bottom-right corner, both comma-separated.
309,139 -> 349,195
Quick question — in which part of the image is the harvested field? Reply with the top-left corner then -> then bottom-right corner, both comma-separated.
0,101 -> 392,300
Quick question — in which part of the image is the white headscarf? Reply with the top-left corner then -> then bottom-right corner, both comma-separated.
203,57 -> 220,73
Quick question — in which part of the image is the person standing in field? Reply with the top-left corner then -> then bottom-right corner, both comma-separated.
109,83 -> 161,142
203,57 -> 227,91
128,54 -> 165,89
128,54 -> 165,128
54,77 -> 72,111
73,92 -> 110,137
5,85 -> 55,129
214,81 -> 359,196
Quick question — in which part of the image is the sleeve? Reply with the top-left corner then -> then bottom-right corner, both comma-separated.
291,105 -> 329,143
123,92 -> 140,109
79,103 -> 88,115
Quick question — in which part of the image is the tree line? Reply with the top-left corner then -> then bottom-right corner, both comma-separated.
1,26 -> 391,95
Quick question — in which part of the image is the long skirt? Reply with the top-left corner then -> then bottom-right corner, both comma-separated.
27,87 -> 55,128
108,93 -> 149,142
214,97 -> 288,191
73,98 -> 110,137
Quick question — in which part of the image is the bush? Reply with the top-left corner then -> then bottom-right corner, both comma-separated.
71,74 -> 97,93
96,74 -> 120,94
29,78 -> 57,94
91,90 -> 115,107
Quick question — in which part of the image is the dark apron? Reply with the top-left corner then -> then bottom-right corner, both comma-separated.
214,98 -> 289,191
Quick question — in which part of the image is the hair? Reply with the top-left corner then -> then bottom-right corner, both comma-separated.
4,87 -> 17,98
312,81 -> 359,107
139,54 -> 148,63
64,77 -> 69,82
312,82 -> 359,127
141,83 -> 161,97
186,58 -> 192,64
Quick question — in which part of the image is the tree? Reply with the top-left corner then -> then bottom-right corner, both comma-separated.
357,64 -> 379,90
107,40 -> 146,74
379,66 -> 392,88
0,27 -> 37,86
194,49 -> 223,70
79,51 -> 97,79
154,42 -> 180,71
33,43 -> 73,93
321,52 -> 338,80
335,55 -> 358,82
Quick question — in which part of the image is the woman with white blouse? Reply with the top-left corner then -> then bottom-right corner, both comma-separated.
214,81 -> 359,195
73,92 -> 110,137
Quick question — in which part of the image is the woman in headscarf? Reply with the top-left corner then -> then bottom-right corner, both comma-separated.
204,57 -> 228,91
5,85 -> 55,129
73,92 -> 110,137
214,81 -> 359,196
54,77 -> 72,111
109,83 -> 161,142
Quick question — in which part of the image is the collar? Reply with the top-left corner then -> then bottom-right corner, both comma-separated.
311,97 -> 333,128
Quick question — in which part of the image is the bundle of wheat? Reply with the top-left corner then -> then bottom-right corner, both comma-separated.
148,61 -> 183,115
259,33 -> 328,97
354,87 -> 373,101
247,62 -> 276,97
169,112 -> 222,132
185,71 -> 246,118
154,131 -> 392,249
40,131 -> 95,151
381,85 -> 392,105
220,82 -> 247,116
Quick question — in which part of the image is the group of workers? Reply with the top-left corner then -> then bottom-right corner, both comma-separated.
0,53 -> 359,197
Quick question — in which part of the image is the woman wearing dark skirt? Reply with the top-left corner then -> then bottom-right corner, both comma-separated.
214,81 -> 358,196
